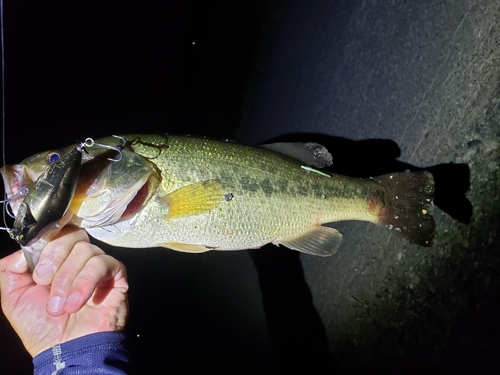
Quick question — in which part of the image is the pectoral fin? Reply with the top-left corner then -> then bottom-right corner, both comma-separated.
159,179 -> 224,219
161,242 -> 214,253
276,226 -> 343,256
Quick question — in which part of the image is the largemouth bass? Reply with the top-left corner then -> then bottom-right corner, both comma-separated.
1,134 -> 435,259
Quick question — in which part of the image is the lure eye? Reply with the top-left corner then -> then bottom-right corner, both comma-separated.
46,151 -> 61,164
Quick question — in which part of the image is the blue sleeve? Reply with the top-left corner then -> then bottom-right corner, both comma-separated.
33,332 -> 129,375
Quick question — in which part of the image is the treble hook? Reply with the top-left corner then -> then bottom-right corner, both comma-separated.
1,185 -> 29,218
82,135 -> 126,162
0,185 -> 29,204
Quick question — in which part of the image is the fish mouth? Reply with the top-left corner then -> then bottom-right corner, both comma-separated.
120,179 -> 150,221
1,145 -> 159,230
70,148 -> 159,228
0,161 -> 152,227
0,164 -> 44,217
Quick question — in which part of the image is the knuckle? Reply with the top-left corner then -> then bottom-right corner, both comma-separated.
74,273 -> 97,288
51,271 -> 71,294
89,244 -> 106,256
42,239 -> 66,259
86,255 -> 103,270
39,240 -> 67,267
72,242 -> 105,257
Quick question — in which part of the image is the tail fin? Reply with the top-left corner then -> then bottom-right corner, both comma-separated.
375,171 -> 436,247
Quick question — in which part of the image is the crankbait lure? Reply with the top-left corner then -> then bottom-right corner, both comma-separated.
10,143 -> 85,247
1,136 -> 126,270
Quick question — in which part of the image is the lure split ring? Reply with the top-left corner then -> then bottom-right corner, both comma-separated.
81,135 -> 126,162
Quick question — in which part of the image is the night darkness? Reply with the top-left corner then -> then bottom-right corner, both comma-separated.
2,1 -> 500,375
0,1 -> 286,374
2,1 -> 268,159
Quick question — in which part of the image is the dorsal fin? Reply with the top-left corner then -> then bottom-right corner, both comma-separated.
260,142 -> 333,168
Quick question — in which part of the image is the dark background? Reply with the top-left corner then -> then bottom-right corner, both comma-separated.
0,1 -> 299,374
1,1 -> 500,374
1,0 -> 265,152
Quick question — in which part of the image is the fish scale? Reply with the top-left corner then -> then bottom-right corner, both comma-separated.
2,134 -> 436,260
88,135 -> 389,250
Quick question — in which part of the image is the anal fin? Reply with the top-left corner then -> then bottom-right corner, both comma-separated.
161,242 -> 215,253
276,226 -> 343,257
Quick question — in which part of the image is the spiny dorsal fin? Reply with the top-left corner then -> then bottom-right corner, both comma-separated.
159,179 -> 224,219
275,225 -> 343,256
260,142 -> 333,168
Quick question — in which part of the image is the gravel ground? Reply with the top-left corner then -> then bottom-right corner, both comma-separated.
239,0 -> 500,372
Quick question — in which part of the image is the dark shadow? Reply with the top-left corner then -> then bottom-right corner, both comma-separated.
100,242 -> 281,375
262,133 -> 472,224
249,245 -> 343,374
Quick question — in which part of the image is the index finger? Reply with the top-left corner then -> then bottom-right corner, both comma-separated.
62,253 -> 128,314
16,209 -> 76,273
33,226 -> 90,286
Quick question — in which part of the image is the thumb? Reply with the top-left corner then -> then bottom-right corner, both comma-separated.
0,250 -> 28,275
0,250 -> 30,300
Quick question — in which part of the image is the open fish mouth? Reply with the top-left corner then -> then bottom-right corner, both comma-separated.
1,142 -> 160,230
66,146 -> 160,228
0,163 -> 43,217
72,163 -> 152,227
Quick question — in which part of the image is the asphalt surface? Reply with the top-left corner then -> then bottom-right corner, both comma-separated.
238,1 -> 500,373
1,1 -> 500,374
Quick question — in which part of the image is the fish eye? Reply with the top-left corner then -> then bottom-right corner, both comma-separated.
46,151 -> 62,164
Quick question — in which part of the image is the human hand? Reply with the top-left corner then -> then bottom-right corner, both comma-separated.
0,227 -> 128,357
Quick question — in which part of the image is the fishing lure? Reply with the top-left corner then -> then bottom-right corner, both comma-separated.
2,136 -> 126,270
10,143 -> 85,247
6,142 -> 85,270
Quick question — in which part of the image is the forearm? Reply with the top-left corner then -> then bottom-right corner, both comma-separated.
33,332 -> 129,375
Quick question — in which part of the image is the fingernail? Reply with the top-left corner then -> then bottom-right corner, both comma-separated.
65,293 -> 80,307
48,295 -> 64,313
35,263 -> 55,280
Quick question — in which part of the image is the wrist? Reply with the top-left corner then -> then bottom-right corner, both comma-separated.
34,332 -> 128,375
